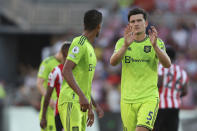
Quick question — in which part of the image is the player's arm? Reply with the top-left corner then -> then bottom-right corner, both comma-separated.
40,69 -> 57,129
158,75 -> 163,88
62,60 -> 90,112
110,25 -> 135,66
180,82 -> 188,97
87,97 -> 104,127
154,45 -> 171,68
37,62 -> 56,109
37,77 -> 46,96
180,71 -> 189,97
91,96 -> 104,118
40,86 -> 54,129
149,26 -> 171,68
110,45 -> 128,66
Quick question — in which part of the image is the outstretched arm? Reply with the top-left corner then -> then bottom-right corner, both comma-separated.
110,25 -> 135,66
149,26 -> 171,68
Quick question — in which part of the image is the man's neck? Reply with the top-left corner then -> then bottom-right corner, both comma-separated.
134,33 -> 146,42
54,53 -> 62,63
82,31 -> 96,44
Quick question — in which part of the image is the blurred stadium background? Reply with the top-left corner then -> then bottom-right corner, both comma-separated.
0,0 -> 197,131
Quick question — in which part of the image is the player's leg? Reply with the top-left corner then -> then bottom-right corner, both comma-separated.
121,102 -> 137,131
166,109 -> 179,131
153,109 -> 167,131
59,102 -> 78,131
46,113 -> 57,131
70,103 -> 89,131
55,113 -> 63,131
58,102 -> 73,131
59,102 -> 86,131
136,98 -> 159,131
81,111 -> 88,131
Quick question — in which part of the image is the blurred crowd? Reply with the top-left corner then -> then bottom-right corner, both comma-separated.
8,0 -> 197,112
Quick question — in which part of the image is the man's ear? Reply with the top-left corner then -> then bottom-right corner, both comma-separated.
97,24 -> 101,30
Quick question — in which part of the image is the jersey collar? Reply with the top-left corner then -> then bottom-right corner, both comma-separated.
134,35 -> 148,43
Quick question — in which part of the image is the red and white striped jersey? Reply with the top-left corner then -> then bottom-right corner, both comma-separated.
158,63 -> 189,109
48,64 -> 64,115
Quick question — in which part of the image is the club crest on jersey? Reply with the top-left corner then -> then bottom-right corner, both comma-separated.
128,47 -> 132,51
144,46 -> 151,53
72,46 -> 79,54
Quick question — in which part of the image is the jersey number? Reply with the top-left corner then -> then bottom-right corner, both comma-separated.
147,111 -> 153,121
165,72 -> 182,90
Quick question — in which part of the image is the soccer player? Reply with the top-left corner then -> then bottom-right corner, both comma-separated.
40,41 -> 71,131
154,47 -> 189,131
58,9 -> 104,131
110,8 -> 171,131
37,42 -> 69,131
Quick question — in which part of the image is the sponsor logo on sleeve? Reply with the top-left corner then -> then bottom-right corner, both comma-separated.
72,46 -> 79,54
69,54 -> 75,58
128,47 -> 132,51
38,65 -> 45,75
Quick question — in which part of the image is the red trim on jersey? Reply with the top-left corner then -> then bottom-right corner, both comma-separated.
47,68 -> 56,86
177,68 -> 183,108
48,64 -> 64,115
164,69 -> 170,108
55,74 -> 60,115
171,64 -> 177,108
159,67 -> 165,108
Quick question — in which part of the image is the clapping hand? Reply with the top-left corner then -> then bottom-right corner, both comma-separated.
124,25 -> 136,47
87,106 -> 94,127
148,26 -> 158,48
95,105 -> 104,118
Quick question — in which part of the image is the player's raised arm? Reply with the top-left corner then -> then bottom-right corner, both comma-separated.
110,25 -> 135,66
149,26 -> 171,68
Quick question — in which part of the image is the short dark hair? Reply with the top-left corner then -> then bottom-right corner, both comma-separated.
84,9 -> 102,31
61,41 -> 71,57
166,46 -> 176,62
128,8 -> 147,21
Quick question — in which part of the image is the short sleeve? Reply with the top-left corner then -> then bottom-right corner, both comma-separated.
157,38 -> 166,52
182,70 -> 189,85
37,61 -> 49,79
158,64 -> 163,76
114,38 -> 124,53
67,38 -> 85,64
